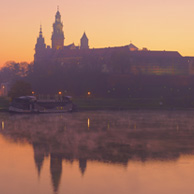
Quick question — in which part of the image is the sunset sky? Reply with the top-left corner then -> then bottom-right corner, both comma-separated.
1,0 -> 194,67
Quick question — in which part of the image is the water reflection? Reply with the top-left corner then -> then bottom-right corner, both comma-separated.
1,110 -> 194,193
107,122 -> 110,130
1,121 -> 4,130
88,118 -> 90,129
50,153 -> 62,193
33,142 -> 49,177
79,158 -> 87,175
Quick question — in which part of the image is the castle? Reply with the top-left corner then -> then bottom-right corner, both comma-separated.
34,8 -> 90,63
34,8 -> 191,76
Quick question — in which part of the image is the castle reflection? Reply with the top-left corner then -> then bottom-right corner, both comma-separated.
32,142 -> 87,193
33,142 -> 49,177
50,153 -> 62,193
1,110 -> 194,193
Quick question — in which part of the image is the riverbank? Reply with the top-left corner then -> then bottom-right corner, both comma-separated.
1,97 -> 194,111
73,97 -> 194,111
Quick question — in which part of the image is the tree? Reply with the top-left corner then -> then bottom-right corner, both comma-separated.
0,61 -> 31,83
8,80 -> 32,99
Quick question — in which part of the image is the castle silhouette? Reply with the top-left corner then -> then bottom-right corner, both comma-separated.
34,8 -> 191,75
34,8 -> 90,63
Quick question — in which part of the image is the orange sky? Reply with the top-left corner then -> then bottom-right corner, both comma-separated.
1,0 -> 194,66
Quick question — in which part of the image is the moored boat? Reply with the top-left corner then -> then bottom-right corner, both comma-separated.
9,96 -> 75,113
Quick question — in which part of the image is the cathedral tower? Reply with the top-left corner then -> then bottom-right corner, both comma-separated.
51,8 -> 65,50
34,25 -> 46,62
80,32 -> 89,49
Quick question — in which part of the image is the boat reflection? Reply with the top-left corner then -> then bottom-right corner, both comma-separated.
1,110 -> 194,193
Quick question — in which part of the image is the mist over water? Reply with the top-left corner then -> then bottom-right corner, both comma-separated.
1,110 -> 194,194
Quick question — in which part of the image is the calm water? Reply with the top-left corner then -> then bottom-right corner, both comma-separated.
1,110 -> 194,194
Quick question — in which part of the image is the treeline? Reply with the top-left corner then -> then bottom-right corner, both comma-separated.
0,61 -> 33,84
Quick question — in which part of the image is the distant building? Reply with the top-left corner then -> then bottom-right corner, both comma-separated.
184,57 -> 194,75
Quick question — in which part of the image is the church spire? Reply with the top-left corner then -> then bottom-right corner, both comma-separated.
80,32 -> 89,49
55,6 -> 62,23
39,25 -> 43,37
34,25 -> 46,62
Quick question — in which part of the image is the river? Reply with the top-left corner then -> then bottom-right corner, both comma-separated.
1,110 -> 194,194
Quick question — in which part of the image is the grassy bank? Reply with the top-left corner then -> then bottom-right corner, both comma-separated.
73,97 -> 194,111
73,98 -> 166,111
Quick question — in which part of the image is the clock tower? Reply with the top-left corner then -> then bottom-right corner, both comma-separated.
51,8 -> 64,50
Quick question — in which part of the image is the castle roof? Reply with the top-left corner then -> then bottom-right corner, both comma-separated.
129,50 -> 182,58
128,43 -> 138,50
